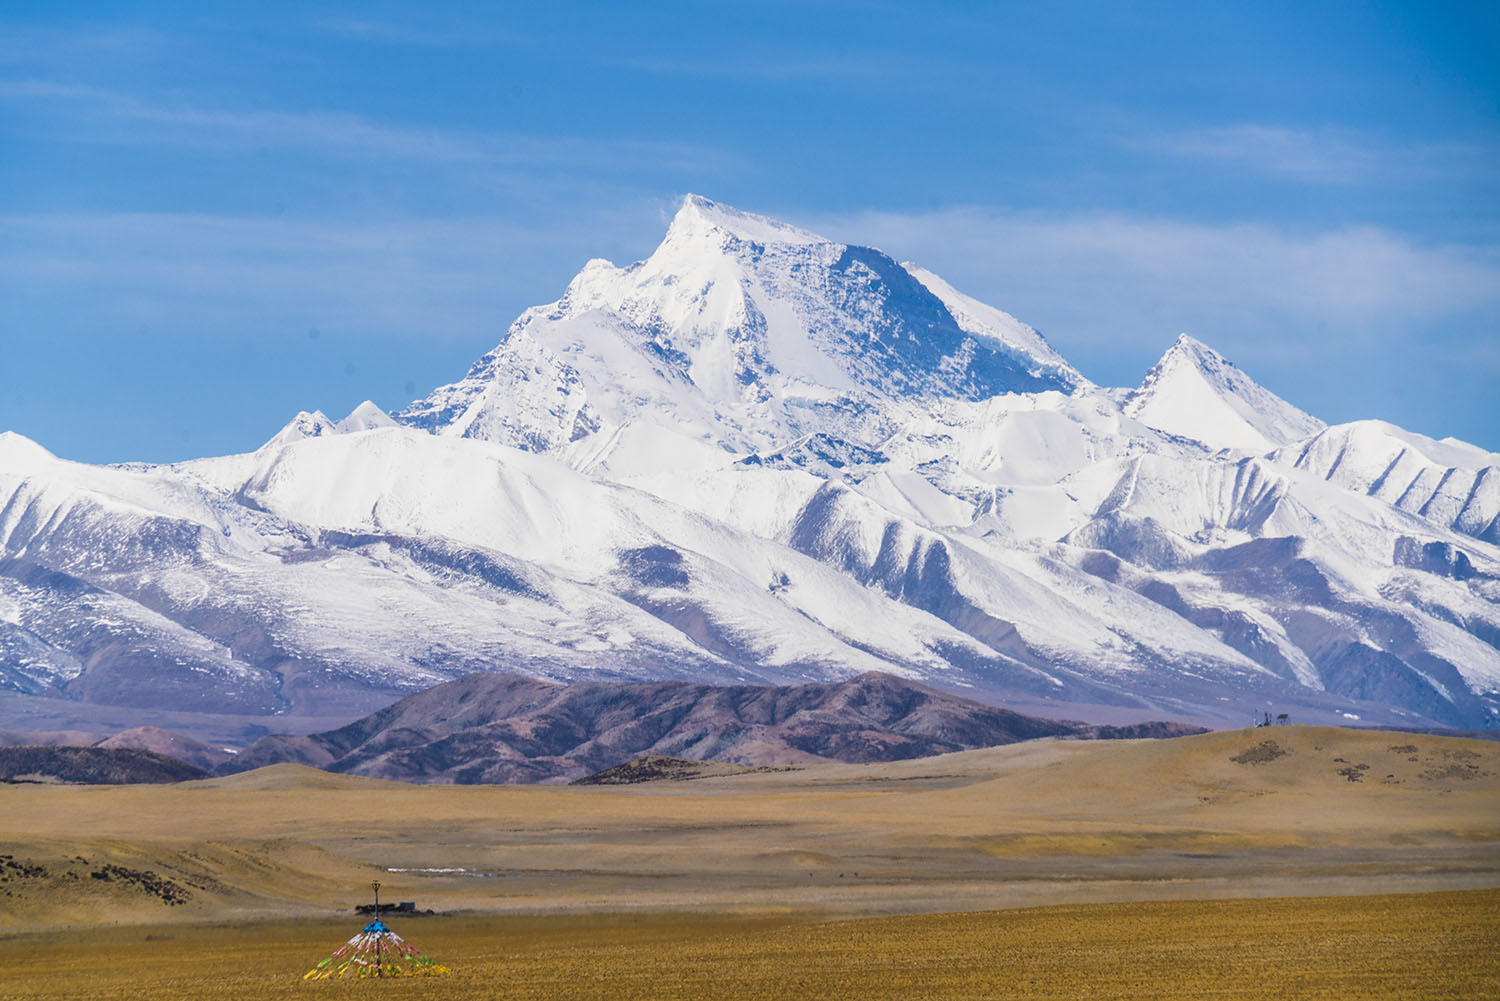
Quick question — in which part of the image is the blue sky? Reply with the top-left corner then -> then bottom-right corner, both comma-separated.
2,0 -> 1497,461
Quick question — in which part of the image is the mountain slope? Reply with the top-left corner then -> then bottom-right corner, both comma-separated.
1269,420 -> 1500,544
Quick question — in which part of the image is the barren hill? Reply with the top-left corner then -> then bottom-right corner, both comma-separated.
219,671 -> 1205,783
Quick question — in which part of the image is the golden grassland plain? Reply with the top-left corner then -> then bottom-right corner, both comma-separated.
0,891 -> 1495,1000
0,726 -> 1497,997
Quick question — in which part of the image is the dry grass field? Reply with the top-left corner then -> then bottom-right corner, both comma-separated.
0,725 -> 1496,998
1,890 -> 1495,1000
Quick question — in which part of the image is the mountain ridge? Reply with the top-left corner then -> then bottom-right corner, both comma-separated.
1,195 -> 1497,740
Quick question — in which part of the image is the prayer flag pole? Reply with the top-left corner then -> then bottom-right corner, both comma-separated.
372,881 -> 382,973
302,880 -> 449,979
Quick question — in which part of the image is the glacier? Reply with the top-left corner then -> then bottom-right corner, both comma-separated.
2,194 -> 1497,741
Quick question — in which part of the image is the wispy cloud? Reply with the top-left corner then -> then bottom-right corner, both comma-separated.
1129,123 -> 1490,185
621,52 -> 892,82
814,205 -> 1500,368
310,15 -> 531,48
0,79 -> 739,174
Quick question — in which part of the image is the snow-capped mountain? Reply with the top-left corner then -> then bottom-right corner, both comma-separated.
2,196 -> 1497,741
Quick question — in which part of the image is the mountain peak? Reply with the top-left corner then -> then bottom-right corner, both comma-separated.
1163,333 -> 1243,373
1169,332 -> 1211,354
0,430 -> 56,467
398,194 -> 1083,452
336,400 -> 397,434
1127,334 -> 1323,452
665,194 -> 827,248
263,410 -> 336,450
262,402 -> 397,450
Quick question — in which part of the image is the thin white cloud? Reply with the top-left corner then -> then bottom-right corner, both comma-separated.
826,206 -> 1499,320
621,52 -> 891,82
1130,123 -> 1488,184
810,206 -> 1500,373
310,15 -> 532,48
0,79 -> 738,173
